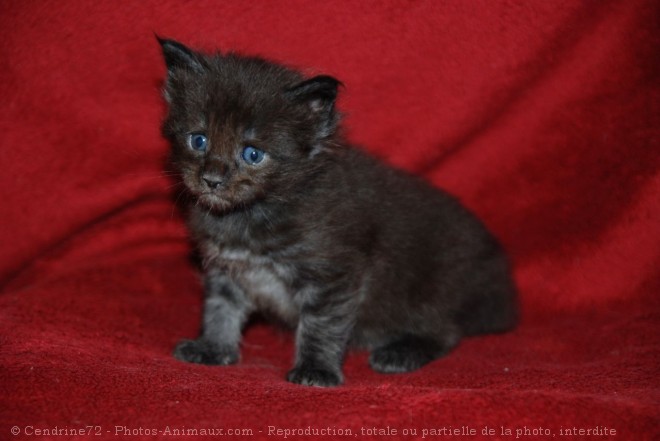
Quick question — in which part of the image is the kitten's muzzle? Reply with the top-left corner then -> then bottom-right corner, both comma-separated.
200,159 -> 229,190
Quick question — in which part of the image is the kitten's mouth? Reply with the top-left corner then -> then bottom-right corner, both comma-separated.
197,192 -> 232,211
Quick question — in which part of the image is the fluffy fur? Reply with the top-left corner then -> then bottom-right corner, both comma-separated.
159,38 -> 517,387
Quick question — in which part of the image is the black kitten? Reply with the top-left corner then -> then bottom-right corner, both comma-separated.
158,38 -> 517,387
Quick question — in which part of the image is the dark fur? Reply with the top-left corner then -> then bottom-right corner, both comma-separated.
158,38 -> 517,387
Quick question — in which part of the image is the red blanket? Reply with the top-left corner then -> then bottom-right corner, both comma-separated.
1,1 -> 658,439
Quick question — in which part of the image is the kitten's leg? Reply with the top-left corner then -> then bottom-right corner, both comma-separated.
369,332 -> 459,374
286,284 -> 356,387
173,272 -> 250,365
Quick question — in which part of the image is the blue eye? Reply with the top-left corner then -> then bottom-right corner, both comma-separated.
242,146 -> 265,165
188,133 -> 208,151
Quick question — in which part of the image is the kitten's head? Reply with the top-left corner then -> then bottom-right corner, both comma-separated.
158,37 -> 341,212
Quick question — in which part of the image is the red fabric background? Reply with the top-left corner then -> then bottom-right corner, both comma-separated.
1,1 -> 658,439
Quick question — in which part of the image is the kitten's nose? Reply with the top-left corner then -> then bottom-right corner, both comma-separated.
200,159 -> 228,190
202,174 -> 223,190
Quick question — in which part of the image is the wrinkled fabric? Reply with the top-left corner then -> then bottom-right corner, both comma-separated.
1,1 -> 658,439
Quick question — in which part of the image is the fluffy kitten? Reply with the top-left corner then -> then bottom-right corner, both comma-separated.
158,38 -> 517,387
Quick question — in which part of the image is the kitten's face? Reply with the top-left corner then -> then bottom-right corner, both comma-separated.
159,39 -> 340,213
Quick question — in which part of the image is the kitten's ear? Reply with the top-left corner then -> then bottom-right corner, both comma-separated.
286,75 -> 342,138
157,36 -> 205,74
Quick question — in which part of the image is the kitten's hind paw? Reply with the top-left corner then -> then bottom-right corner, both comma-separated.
173,339 -> 239,365
286,364 -> 343,387
369,335 -> 449,374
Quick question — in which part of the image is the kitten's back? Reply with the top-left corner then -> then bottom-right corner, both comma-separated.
315,146 -> 517,344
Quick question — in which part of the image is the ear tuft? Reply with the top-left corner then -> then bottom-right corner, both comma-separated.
156,36 -> 204,73
286,75 -> 342,138
286,75 -> 341,109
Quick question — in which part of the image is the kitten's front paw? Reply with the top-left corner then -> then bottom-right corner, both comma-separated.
369,347 -> 424,373
173,339 -> 239,365
369,337 -> 441,373
286,364 -> 343,387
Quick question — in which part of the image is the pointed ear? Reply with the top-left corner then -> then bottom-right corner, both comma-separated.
156,36 -> 204,73
286,75 -> 341,111
286,75 -> 342,138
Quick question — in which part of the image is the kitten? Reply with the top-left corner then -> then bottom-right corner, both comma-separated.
158,37 -> 517,387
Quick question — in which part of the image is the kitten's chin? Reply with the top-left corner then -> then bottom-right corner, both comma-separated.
197,193 -> 234,213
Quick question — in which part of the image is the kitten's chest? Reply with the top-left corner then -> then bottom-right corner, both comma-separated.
201,242 -> 299,324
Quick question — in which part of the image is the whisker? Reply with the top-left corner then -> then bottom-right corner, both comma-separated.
121,170 -> 181,177
170,189 -> 189,219
162,181 -> 184,191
